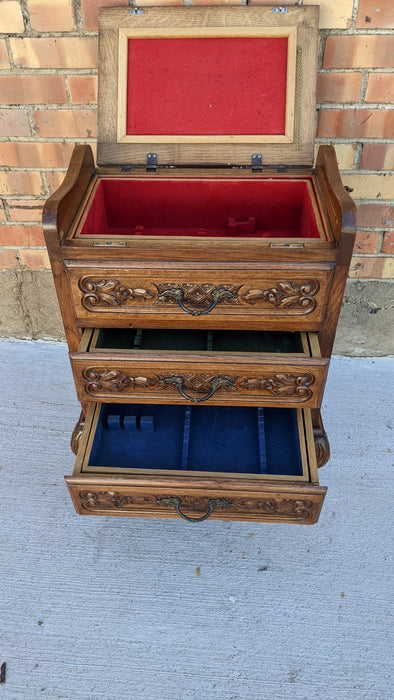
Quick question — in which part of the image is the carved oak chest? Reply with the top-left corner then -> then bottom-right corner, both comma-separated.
43,5 -> 356,524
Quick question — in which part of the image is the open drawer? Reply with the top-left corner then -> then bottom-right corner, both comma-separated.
66,403 -> 326,523
70,328 -> 328,409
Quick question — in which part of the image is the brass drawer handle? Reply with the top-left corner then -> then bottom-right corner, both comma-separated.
157,497 -> 233,523
160,375 -> 235,403
158,286 -> 238,316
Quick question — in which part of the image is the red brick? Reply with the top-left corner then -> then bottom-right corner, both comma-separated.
360,144 -> 394,170
349,255 -> 386,279
314,143 -> 357,170
343,174 -> 393,200
0,40 -> 10,70
34,109 -> 97,138
0,224 -> 45,246
317,109 -> 393,139
0,108 -> 31,137
10,37 -> 98,69
68,76 -> 98,105
0,204 -> 6,222
45,171 -> 67,193
349,256 -> 385,278
0,75 -> 67,105
0,171 -> 43,197
356,0 -> 394,28
250,0 -> 354,29
316,73 -> 362,103
28,0 -> 76,31
354,231 -> 381,254
382,231 -> 394,254
7,199 -> 45,223
356,203 -> 394,229
365,73 -> 394,103
382,258 -> 394,278
0,249 -> 19,269
0,1 -> 24,33
18,248 -> 51,269
324,35 -> 394,69
0,142 -> 75,168
81,0 -> 128,31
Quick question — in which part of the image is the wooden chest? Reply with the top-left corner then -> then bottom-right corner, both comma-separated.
43,5 -> 356,524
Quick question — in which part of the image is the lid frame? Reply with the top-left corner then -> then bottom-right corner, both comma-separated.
97,6 -> 319,167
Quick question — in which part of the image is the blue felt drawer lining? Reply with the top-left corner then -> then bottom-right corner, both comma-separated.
87,404 -> 303,477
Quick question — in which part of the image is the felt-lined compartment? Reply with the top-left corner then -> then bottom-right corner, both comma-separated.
86,403 -> 303,477
126,38 -> 287,137
78,178 -> 323,239
92,328 -> 304,354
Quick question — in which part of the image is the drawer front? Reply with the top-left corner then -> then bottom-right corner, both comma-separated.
66,403 -> 326,524
70,355 -> 328,409
66,266 -> 334,330
66,477 -> 326,524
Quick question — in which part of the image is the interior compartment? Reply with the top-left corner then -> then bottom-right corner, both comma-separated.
91,328 -> 305,354
84,403 -> 305,477
76,178 -> 325,240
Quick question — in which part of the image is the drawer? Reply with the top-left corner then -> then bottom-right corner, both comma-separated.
66,403 -> 326,524
70,328 -> 328,409
66,264 -> 334,331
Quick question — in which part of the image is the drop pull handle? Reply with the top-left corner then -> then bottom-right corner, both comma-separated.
157,497 -> 233,523
160,375 -> 235,403
158,286 -> 238,316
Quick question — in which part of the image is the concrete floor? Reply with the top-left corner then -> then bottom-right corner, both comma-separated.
0,340 -> 393,700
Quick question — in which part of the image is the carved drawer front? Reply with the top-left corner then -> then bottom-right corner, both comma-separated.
66,264 -> 334,331
71,328 -> 328,409
66,403 -> 326,524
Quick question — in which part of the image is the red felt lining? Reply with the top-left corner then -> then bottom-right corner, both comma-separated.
80,179 -> 322,239
126,38 -> 288,136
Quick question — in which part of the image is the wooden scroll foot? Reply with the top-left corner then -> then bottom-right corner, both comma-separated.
71,411 -> 85,455
312,411 -> 330,468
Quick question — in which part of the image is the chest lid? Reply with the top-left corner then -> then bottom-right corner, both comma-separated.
97,5 -> 319,168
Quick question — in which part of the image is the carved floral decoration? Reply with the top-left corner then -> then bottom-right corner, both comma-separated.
78,277 -> 320,315
78,491 -> 316,520
81,368 -> 315,402
238,373 -> 315,400
240,280 -> 320,313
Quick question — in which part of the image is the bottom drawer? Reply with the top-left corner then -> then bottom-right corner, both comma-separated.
66,403 -> 326,524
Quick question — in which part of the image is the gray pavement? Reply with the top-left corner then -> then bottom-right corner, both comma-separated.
0,339 -> 393,700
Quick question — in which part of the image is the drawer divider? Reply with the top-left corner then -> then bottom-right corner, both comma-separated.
181,406 -> 192,470
257,407 -> 267,474
133,328 -> 144,349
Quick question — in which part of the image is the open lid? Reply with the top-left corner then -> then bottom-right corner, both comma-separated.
97,5 -> 319,168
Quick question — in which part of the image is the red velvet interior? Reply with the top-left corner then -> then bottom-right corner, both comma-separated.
79,179 -> 322,239
126,38 -> 288,136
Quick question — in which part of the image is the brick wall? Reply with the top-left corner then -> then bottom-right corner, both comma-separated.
0,0 -> 393,307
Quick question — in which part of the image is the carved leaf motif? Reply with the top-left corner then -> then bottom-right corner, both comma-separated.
237,288 -> 264,303
132,288 -> 156,301
238,373 -> 314,400
314,425 -> 330,468
79,491 -> 157,510
78,278 -> 156,310
241,279 -> 320,314
71,412 -> 85,455
232,497 -> 314,518
82,368 -> 156,394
